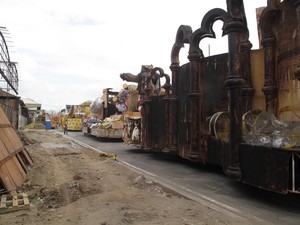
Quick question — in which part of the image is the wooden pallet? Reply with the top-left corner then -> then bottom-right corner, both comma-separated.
0,193 -> 30,214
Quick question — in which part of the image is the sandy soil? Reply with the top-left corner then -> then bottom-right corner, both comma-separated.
0,129 -> 253,225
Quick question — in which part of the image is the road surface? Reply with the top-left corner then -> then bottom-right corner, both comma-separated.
66,131 -> 300,225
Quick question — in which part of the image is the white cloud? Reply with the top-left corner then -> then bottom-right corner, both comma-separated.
0,0 -> 266,111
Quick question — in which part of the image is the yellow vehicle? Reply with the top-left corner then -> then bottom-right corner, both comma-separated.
62,104 -> 85,131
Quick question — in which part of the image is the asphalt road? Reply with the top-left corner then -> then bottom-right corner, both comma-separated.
66,131 -> 300,225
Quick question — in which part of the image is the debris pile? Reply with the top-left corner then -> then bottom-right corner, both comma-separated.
24,122 -> 45,130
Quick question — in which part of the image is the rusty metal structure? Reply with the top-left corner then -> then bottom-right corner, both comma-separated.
0,26 -> 18,95
120,0 -> 300,194
0,26 -> 21,128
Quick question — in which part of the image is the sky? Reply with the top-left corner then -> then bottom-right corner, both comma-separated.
0,0 -> 267,112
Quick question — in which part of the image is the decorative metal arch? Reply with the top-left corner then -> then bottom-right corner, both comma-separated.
140,67 -> 171,150
189,8 -> 228,57
259,3 -> 279,41
145,67 -> 171,97
168,25 -> 193,154
170,25 -> 193,66
259,2 -> 280,112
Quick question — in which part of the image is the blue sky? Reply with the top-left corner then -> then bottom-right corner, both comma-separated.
0,0 -> 266,112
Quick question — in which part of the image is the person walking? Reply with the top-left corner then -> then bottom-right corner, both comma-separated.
64,123 -> 68,135
56,122 -> 60,130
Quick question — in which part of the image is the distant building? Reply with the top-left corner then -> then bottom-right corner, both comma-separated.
21,98 -> 42,124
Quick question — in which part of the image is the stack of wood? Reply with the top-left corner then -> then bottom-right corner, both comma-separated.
0,107 -> 33,195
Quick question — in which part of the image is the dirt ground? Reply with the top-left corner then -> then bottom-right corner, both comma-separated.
0,129 -> 253,225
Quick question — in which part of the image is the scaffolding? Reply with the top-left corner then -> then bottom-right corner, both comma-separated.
0,26 -> 18,95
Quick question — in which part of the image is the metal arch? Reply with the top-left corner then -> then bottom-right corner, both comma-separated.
149,67 -> 170,85
189,8 -> 228,56
170,25 -> 193,66
145,67 -> 171,96
259,3 -> 280,41
0,30 -> 11,62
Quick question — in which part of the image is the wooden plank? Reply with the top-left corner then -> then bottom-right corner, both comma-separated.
10,157 -> 26,182
12,156 -> 27,179
4,159 -> 26,188
22,148 -> 34,166
0,105 -> 32,193
0,129 -> 15,154
12,196 -> 18,207
0,193 -> 30,214
23,194 -> 29,205
16,153 -> 28,173
0,166 -> 16,192
2,163 -> 19,188
0,138 -> 10,161
3,128 -> 23,151
0,196 -> 7,208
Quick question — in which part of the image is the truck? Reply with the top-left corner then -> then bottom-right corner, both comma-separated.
119,0 -> 300,194
62,105 -> 85,131
82,88 -> 121,138
82,86 -> 139,139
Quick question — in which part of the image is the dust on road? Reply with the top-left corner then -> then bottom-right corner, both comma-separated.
1,129 -> 253,225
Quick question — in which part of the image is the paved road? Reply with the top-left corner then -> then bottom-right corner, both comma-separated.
66,131 -> 300,225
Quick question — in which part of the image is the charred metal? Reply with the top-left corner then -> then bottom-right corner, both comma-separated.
120,0 -> 300,194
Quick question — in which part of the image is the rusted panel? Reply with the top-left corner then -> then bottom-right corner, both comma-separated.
176,54 -> 229,161
207,137 -> 226,166
239,144 -> 290,194
202,54 -> 229,116
273,3 -> 300,121
169,25 -> 193,155
250,49 -> 265,111
177,63 -> 191,158
149,96 -> 166,150
118,0 -> 300,194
